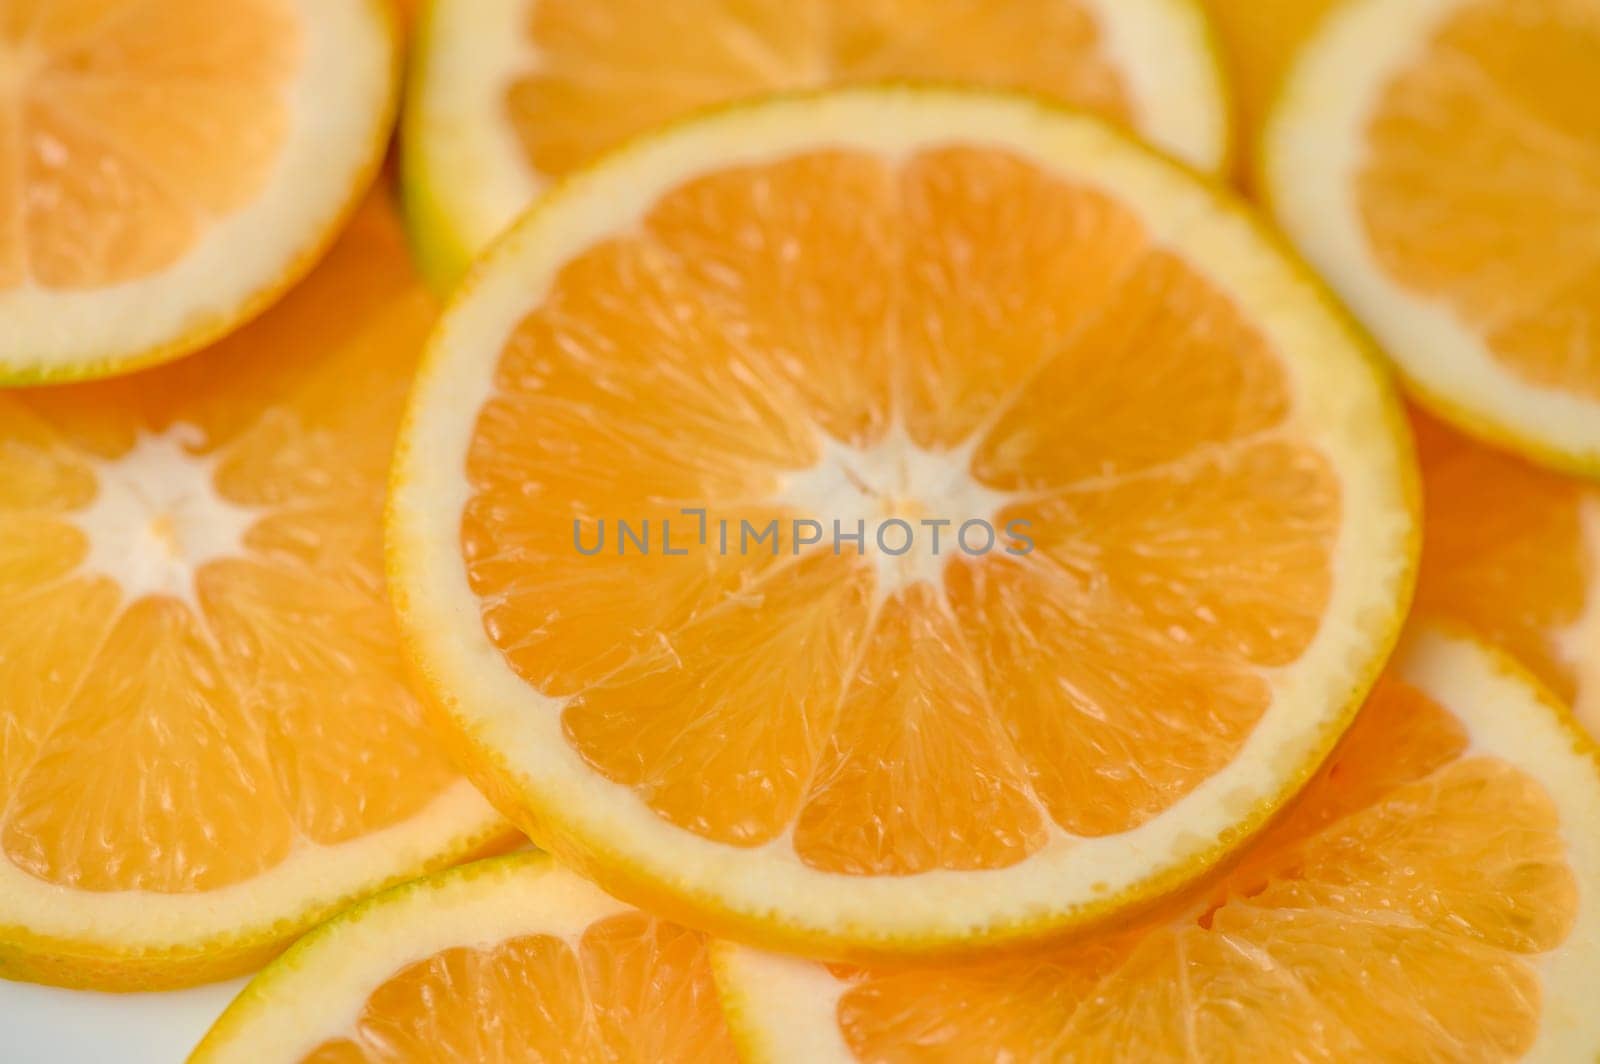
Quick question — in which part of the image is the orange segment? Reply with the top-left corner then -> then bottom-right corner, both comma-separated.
1356,0 -> 1600,399
1,0 -> 299,289
192,856 -> 740,1064
0,192 -> 504,990
392,91 -> 1414,956
720,632 -> 1598,1060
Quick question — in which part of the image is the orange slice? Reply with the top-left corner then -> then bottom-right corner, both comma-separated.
1262,0 -> 1600,475
0,190 -> 508,991
388,89 -> 1418,959
189,853 -> 738,1063
0,0 -> 398,384
403,0 -> 1231,288
717,627 -> 1600,1061
1413,409 -> 1600,738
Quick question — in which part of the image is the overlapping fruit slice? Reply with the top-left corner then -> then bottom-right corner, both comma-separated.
389,89 -> 1416,958
0,0 -> 398,382
0,191 -> 506,990
717,628 -> 1600,1061
404,0 -> 1230,286
1413,409 -> 1600,737
190,854 -> 738,1063
1263,0 -> 1600,474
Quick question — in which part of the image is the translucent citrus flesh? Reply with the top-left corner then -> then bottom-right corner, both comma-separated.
1357,0 -> 1600,398
822,676 -> 1579,1060
300,911 -> 737,1063
505,0 -> 1134,182
0,193 -> 460,893
461,147 -> 1340,876
0,0 -> 300,290
1413,410 -> 1597,725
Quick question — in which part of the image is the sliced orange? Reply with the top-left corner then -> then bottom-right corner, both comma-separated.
1413,409 -> 1600,739
403,0 -> 1232,288
0,190 -> 508,990
388,89 -> 1418,959
717,627 -> 1600,1061
0,0 -> 398,384
1262,0 -> 1600,475
189,853 -> 738,1063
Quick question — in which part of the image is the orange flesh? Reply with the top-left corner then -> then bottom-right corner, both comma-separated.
506,0 -> 1135,182
461,148 -> 1340,875
0,194 -> 460,892
300,911 -> 737,1063
1357,0 -> 1600,397
828,677 -> 1579,1060
1413,409 -> 1595,715
0,0 -> 299,290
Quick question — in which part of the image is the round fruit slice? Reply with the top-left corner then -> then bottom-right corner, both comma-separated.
404,0 -> 1231,288
0,190 -> 508,991
0,0 -> 398,384
1261,0 -> 1600,476
1413,409 -> 1600,739
189,853 -> 738,1063
388,88 -> 1418,959
717,626 -> 1600,1061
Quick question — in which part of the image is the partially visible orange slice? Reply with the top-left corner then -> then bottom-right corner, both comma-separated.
388,89 -> 1417,960
0,190 -> 507,990
1262,0 -> 1600,475
1413,409 -> 1600,738
404,0 -> 1231,287
0,0 -> 398,383
189,853 -> 738,1063
717,628 -> 1600,1061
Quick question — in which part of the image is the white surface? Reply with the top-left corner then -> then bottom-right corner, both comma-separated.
0,976 -> 243,1064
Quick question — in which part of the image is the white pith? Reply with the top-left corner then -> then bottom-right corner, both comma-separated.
191,855 -> 633,1063
715,629 -> 1600,1063
0,0 -> 395,377
68,425 -> 261,611
406,0 -> 1231,282
774,426 -> 1019,599
391,90 -> 1415,952
1261,0 -> 1600,472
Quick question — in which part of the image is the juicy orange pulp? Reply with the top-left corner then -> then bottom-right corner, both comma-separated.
0,0 -> 300,290
0,193 -> 460,893
825,675 -> 1579,1059
505,0 -> 1134,182
1357,0 -> 1600,397
301,911 -> 737,1062
461,146 -> 1340,876
1414,410 -> 1597,724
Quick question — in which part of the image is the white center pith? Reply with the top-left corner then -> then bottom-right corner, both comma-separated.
774,425 -> 1021,594
71,424 -> 262,609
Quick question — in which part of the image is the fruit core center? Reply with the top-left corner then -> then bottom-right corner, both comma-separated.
71,424 -> 263,609
776,427 -> 1017,594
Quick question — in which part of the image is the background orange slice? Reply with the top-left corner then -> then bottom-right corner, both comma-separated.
403,0 -> 1231,287
717,628 -> 1600,1061
0,0 -> 398,383
0,190 -> 507,990
389,89 -> 1417,960
190,853 -> 737,1063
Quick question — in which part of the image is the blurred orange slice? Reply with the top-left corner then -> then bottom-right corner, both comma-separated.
717,628 -> 1600,1061
1263,0 -> 1600,475
0,192 -> 507,990
388,89 -> 1417,959
190,853 -> 737,1064
1414,410 -> 1600,738
403,0 -> 1231,287
0,0 -> 398,383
